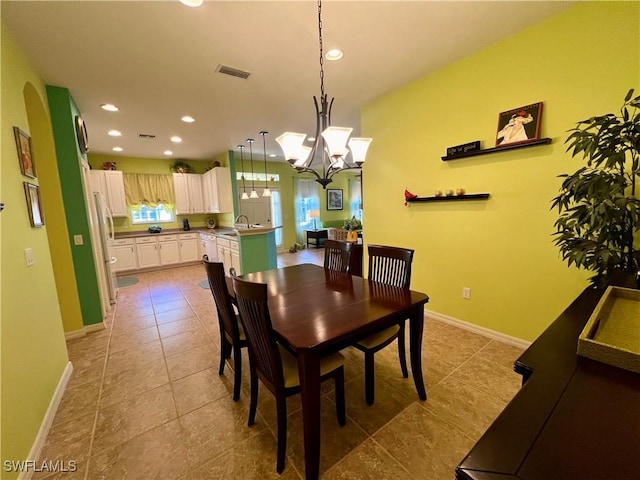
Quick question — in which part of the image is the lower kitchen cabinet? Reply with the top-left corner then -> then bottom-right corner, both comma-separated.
159,235 -> 180,266
136,237 -> 160,269
217,236 -> 241,276
179,233 -> 200,263
111,238 -> 137,272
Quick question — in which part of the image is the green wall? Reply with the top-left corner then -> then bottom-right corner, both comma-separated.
47,86 -> 102,326
362,2 -> 640,341
1,25 -> 69,478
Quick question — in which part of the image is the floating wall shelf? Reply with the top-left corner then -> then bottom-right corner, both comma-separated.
406,193 -> 490,203
441,138 -> 552,161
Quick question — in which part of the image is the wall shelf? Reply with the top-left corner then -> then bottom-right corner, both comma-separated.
441,138 -> 552,161
406,193 -> 490,203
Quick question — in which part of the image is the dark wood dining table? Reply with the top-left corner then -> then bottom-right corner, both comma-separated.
238,263 -> 430,480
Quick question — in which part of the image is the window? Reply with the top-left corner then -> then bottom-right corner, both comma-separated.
131,204 -> 174,224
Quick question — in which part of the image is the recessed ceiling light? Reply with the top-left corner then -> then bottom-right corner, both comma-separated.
101,103 -> 119,112
325,49 -> 344,61
170,136 -> 182,143
181,115 -> 195,123
179,0 -> 203,7
108,130 -> 122,137
164,150 -> 173,156
112,147 -> 123,152
269,154 -> 277,158
307,137 -> 316,142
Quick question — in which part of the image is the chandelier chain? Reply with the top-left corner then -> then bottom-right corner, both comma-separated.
317,0 -> 324,99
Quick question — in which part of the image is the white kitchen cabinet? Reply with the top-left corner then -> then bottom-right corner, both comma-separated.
217,236 -> 241,276
199,232 -> 218,262
111,238 -> 137,272
136,237 -> 160,268
202,167 -> 233,213
173,173 -> 204,214
158,235 -> 180,266
89,170 -> 128,217
178,233 -> 199,263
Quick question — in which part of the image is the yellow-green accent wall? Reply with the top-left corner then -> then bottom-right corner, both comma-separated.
1,24 -> 70,478
362,2 -> 640,341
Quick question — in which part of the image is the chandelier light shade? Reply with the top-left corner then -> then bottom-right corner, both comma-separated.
237,144 -> 249,200
276,0 -> 372,189
260,131 -> 271,197
247,138 -> 259,199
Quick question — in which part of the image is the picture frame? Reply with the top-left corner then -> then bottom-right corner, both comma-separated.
24,182 -> 45,227
327,188 -> 343,210
495,102 -> 543,147
13,127 -> 37,178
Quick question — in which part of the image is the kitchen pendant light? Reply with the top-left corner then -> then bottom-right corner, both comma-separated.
238,144 -> 249,200
276,0 -> 372,189
247,139 -> 259,199
260,131 -> 271,197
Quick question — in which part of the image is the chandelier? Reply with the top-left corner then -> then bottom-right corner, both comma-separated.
276,0 -> 372,189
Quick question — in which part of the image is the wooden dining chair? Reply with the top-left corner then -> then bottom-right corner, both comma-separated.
324,239 -> 353,273
353,244 -> 415,405
230,270 -> 347,474
202,256 -> 247,401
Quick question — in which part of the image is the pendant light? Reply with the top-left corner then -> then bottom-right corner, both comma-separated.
247,138 -> 259,199
260,131 -> 271,197
237,144 -> 249,200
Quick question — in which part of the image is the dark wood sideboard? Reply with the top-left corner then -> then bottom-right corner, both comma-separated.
456,278 -> 640,480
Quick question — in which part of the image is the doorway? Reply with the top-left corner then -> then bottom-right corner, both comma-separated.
238,187 -> 283,247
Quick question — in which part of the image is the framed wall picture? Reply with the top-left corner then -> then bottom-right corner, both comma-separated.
24,182 -> 44,227
495,102 -> 543,147
13,127 -> 37,178
327,188 -> 343,210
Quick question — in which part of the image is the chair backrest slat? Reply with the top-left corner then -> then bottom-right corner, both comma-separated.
324,239 -> 353,273
231,274 -> 284,389
367,244 -> 414,289
203,257 -> 241,340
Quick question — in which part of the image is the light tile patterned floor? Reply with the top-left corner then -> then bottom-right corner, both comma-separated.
35,249 -> 524,479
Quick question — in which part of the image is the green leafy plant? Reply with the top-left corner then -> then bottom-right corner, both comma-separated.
170,160 -> 194,173
343,216 -> 362,231
552,89 -> 640,285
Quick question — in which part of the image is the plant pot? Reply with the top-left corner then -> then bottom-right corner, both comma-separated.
347,230 -> 358,242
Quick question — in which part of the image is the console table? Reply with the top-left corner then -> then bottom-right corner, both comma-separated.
456,277 -> 640,480
306,229 -> 328,249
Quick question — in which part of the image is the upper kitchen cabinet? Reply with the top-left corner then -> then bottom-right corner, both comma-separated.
202,167 -> 233,213
89,170 -> 128,217
173,173 -> 204,214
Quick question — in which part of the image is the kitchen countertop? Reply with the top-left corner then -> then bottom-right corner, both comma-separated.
114,227 -> 234,239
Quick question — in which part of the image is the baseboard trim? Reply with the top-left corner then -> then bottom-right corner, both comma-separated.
18,361 -> 73,480
64,322 -> 105,340
425,309 -> 531,349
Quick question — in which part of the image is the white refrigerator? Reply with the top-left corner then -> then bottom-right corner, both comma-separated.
94,192 -> 117,304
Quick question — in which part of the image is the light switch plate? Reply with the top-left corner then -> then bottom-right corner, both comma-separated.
25,248 -> 34,266
74,234 -> 84,245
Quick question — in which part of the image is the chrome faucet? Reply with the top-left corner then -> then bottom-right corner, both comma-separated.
235,215 -> 249,228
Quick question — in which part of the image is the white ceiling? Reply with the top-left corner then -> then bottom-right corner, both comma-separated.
3,0 -> 572,162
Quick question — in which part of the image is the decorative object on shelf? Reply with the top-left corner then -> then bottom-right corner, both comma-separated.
237,145 -> 249,200
205,160 -> 221,172
441,138 -> 551,161
406,193 -> 490,203
327,188 -> 343,210
445,140 -> 481,159
552,88 -> 640,286
75,115 -> 89,154
434,190 -> 443,197
496,102 -> 543,147
206,217 -> 217,229
147,225 -> 162,233
456,188 -> 466,196
13,127 -> 36,178
445,189 -> 454,197
344,216 -> 362,242
275,0 -> 372,189
23,182 -> 44,227
259,131 -> 271,197
102,162 -> 117,170
170,160 -> 194,173
246,138 -> 259,199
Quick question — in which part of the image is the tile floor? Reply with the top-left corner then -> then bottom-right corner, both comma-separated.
35,248 -> 524,480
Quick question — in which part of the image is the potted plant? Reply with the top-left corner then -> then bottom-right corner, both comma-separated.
552,89 -> 640,286
344,216 -> 362,242
170,160 -> 194,173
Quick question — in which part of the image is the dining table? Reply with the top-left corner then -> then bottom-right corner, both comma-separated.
237,263 -> 430,480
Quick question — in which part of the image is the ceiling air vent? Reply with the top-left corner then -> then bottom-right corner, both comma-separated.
216,64 -> 251,80
138,134 -> 156,140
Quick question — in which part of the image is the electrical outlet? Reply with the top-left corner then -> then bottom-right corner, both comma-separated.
463,287 -> 471,299
74,234 -> 84,245
25,248 -> 34,266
